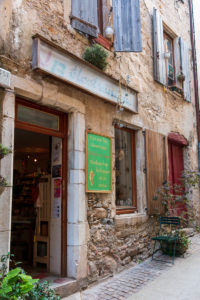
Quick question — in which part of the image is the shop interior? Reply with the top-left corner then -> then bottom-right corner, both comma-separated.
11,128 -> 51,271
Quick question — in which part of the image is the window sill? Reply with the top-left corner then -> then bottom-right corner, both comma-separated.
94,34 -> 112,51
115,213 -> 148,227
163,85 -> 184,99
116,208 -> 137,215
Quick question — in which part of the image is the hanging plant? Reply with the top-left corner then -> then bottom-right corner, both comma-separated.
83,44 -> 108,71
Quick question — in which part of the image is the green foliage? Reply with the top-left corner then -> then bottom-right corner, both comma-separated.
27,280 -> 60,300
155,170 -> 200,226
0,144 -> 11,159
178,231 -> 190,250
160,231 -> 190,256
0,267 -> 38,299
0,254 -> 60,300
83,44 -> 108,71
154,170 -> 200,256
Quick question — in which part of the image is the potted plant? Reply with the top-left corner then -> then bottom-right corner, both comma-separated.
83,44 -> 108,71
154,170 -> 200,256
159,231 -> 190,256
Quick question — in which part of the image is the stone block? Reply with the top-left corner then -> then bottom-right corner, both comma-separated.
0,187 -> 12,232
68,150 -> 85,170
1,115 -> 14,151
2,91 -> 15,118
69,170 -> 85,184
94,208 -> 107,219
68,183 -> 86,223
67,244 -> 87,279
115,214 -> 148,229
41,81 -> 58,106
12,75 -> 42,101
56,92 -> 85,114
73,113 -> 85,152
68,222 -> 89,246
0,230 -> 11,257
127,247 -> 138,257
103,255 -> 117,273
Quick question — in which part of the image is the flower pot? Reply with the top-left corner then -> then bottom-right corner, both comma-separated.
177,73 -> 185,82
160,240 -> 188,257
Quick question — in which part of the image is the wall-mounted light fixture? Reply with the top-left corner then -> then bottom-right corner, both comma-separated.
105,26 -> 114,39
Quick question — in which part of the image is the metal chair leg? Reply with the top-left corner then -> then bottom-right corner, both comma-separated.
172,240 -> 177,264
152,240 -> 157,260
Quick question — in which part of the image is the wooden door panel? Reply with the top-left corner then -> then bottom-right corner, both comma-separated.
168,141 -> 186,217
146,130 -> 167,215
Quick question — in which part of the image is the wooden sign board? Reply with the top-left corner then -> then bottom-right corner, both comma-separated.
32,36 -> 138,113
86,131 -> 112,193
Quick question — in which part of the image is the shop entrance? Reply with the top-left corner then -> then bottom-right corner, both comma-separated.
11,99 -> 67,277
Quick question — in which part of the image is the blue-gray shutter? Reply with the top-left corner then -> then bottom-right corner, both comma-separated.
71,0 -> 98,37
153,8 -> 166,85
174,37 -> 182,89
113,0 -> 142,52
180,37 -> 191,102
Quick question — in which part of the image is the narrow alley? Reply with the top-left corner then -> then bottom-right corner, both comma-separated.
63,234 -> 200,300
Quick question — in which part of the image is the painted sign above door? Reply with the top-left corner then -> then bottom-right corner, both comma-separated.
86,131 -> 112,193
32,36 -> 138,113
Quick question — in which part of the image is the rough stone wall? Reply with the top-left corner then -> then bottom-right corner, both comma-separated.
87,193 -> 157,281
0,0 -> 199,282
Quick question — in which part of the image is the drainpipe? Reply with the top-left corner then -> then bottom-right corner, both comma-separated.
188,0 -> 200,171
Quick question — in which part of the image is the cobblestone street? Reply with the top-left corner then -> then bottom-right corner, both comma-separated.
63,234 -> 200,300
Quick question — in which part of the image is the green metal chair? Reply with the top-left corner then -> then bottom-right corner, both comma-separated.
151,216 -> 180,264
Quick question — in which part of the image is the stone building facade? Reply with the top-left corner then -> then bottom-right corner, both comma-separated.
0,0 -> 199,296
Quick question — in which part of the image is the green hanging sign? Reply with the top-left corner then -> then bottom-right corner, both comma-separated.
86,131 -> 112,193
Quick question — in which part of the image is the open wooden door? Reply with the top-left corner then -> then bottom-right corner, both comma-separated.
145,130 -> 168,215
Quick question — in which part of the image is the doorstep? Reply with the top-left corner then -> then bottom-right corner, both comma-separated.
52,277 -> 78,298
31,271 -> 78,298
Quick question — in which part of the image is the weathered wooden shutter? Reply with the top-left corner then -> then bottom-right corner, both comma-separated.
113,0 -> 142,52
145,130 -> 168,215
174,37 -> 183,89
180,37 -> 191,102
71,0 -> 98,37
153,8 -> 166,85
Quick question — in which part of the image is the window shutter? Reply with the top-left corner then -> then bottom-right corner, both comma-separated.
145,130 -> 168,215
71,0 -> 98,37
153,8 -> 166,85
174,37 -> 182,90
179,37 -> 191,102
113,0 -> 142,52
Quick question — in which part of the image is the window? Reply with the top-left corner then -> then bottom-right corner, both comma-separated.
115,127 -> 137,214
71,0 -> 142,52
153,8 -> 191,102
164,33 -> 175,87
17,105 -> 59,131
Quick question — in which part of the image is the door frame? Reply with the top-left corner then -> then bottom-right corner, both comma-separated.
15,98 -> 68,277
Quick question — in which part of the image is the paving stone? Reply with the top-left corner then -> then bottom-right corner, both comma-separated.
79,235 -> 200,300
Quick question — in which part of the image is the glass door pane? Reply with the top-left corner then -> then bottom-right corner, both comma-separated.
17,105 -> 59,131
